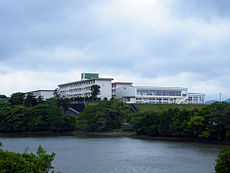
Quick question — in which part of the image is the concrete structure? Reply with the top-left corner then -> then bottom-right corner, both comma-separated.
58,73 -> 113,100
115,86 -> 205,104
57,72 -> 205,104
188,93 -> 205,104
26,90 -> 54,100
112,82 -> 133,98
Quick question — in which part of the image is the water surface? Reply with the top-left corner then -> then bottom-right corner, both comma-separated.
0,134 -> 220,173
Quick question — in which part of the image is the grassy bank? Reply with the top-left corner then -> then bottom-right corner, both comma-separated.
134,104 -> 205,112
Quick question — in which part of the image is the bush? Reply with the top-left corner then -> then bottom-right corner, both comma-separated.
215,146 -> 230,173
0,144 -> 56,173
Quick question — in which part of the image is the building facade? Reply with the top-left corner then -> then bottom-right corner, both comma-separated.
58,73 -> 113,100
188,93 -> 205,104
115,86 -> 205,104
26,90 -> 54,100
57,73 -> 205,104
112,82 -> 133,98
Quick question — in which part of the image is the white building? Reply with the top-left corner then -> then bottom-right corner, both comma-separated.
57,73 -> 205,104
26,90 -> 54,100
188,93 -> 205,104
115,86 -> 205,104
58,73 -> 113,100
112,82 -> 133,98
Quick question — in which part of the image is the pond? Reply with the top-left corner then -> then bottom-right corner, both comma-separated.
0,134 -> 220,173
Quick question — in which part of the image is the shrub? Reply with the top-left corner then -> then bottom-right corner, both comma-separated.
215,146 -> 230,173
0,144 -> 56,173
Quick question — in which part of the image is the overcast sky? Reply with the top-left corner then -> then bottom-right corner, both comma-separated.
1,0 -> 230,100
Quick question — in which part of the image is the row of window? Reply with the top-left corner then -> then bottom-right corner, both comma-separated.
60,80 -> 96,89
137,90 -> 182,96
69,92 -> 92,97
188,97 -> 204,101
136,98 -> 176,101
61,87 -> 92,93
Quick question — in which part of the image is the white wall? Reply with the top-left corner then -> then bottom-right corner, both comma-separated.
116,86 -> 136,98
29,90 -> 54,100
95,80 -> 112,100
40,91 -> 54,100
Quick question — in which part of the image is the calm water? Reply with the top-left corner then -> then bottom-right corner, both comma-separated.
0,134 -> 220,173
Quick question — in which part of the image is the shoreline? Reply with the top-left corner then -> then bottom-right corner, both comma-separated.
0,130 -> 229,145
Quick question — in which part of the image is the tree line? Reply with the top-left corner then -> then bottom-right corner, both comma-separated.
76,100 -> 230,141
0,92 -> 76,132
130,101 -> 230,141
1,92 -> 230,172
1,91 -> 230,141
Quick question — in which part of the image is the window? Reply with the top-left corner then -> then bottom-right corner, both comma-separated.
156,90 -> 161,96
137,90 -> 142,95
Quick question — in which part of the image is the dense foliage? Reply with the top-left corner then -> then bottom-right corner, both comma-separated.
91,84 -> 101,100
215,146 -> 230,173
0,95 -> 76,132
130,102 -> 230,141
0,95 -> 7,98
76,99 -> 132,131
0,142 -> 56,173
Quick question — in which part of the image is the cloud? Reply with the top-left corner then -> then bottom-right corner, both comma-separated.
0,0 -> 230,100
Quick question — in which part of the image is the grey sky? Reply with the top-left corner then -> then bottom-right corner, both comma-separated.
0,0 -> 230,100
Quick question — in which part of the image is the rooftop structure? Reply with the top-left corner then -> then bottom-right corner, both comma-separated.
81,73 -> 99,80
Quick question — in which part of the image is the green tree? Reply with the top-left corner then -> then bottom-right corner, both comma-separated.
187,115 -> 205,137
0,143 -> 56,173
24,94 -> 38,107
215,146 -> 230,173
222,105 -> 230,140
53,88 -> 60,99
37,96 -> 45,104
158,109 -> 173,136
91,85 -> 100,100
0,98 -> 76,132
168,109 -> 193,137
0,95 -> 7,98
9,92 -> 25,105
76,99 -> 132,131
58,98 -> 70,112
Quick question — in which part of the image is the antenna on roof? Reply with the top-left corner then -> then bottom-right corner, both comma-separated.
219,92 -> 222,102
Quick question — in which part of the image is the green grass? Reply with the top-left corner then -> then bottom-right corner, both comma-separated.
134,104 -> 206,113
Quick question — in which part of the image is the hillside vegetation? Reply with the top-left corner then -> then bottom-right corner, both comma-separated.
134,104 -> 205,113
0,92 -> 76,132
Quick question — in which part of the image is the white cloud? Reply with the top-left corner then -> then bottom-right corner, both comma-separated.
0,68 -> 83,96
0,0 -> 230,100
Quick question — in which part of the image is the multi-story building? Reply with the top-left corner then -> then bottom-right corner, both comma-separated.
57,72 -> 205,104
26,90 -> 54,100
115,86 -> 205,104
58,73 -> 113,100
